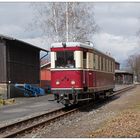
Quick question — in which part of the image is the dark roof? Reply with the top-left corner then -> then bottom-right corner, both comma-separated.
115,61 -> 120,65
115,70 -> 133,75
0,34 -> 48,52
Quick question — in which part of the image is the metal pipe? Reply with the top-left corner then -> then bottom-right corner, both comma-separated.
40,52 -> 49,60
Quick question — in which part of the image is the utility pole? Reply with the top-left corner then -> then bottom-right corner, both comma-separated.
66,2 -> 69,42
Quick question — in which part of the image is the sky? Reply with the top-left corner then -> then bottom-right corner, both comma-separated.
0,2 -> 140,68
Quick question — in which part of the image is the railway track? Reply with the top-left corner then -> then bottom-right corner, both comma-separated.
0,107 -> 78,138
112,85 -> 135,96
0,85 -> 135,138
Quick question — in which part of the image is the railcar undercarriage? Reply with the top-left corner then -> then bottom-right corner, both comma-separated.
53,88 -> 114,106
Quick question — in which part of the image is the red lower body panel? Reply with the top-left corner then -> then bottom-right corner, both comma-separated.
51,70 -> 114,91
51,70 -> 83,89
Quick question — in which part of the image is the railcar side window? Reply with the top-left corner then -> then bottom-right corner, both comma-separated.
98,56 -> 100,70
109,60 -> 111,72
95,55 -> 98,70
101,57 -> 103,71
111,61 -> 112,72
83,51 -> 87,68
93,53 -> 95,70
104,58 -> 106,71
108,60 -> 110,72
55,51 -> 75,68
103,58 -> 105,71
106,59 -> 108,72
100,56 -> 102,71
112,61 -> 114,72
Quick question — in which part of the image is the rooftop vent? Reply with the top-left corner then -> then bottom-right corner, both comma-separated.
85,41 -> 94,47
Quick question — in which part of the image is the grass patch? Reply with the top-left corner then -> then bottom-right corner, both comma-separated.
0,94 -> 15,106
0,94 -> 3,106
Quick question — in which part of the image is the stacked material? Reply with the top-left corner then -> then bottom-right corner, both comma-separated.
0,98 -> 15,106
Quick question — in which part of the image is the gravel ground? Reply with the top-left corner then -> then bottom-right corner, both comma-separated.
0,84 -> 129,128
90,110 -> 140,138
22,84 -> 138,138
90,85 -> 140,138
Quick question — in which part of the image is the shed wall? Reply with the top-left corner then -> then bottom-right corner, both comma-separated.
0,42 -> 7,83
6,41 -> 40,84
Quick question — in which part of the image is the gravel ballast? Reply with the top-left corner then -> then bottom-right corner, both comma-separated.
23,85 -> 139,138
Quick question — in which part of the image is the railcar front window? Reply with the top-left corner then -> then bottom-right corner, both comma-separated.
55,51 -> 75,68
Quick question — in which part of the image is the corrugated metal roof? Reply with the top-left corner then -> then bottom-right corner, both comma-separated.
0,34 -> 49,52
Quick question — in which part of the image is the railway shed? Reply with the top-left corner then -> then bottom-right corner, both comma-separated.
115,70 -> 133,85
115,61 -> 120,70
40,62 -> 51,91
0,35 -> 48,99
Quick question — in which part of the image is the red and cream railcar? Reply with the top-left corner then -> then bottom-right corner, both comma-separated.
51,42 -> 115,106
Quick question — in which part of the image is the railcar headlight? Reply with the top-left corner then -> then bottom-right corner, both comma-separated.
56,80 -> 60,85
71,80 -> 75,85
60,94 -> 64,97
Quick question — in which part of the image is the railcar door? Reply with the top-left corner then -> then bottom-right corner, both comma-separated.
83,51 -> 88,91
55,50 -> 75,88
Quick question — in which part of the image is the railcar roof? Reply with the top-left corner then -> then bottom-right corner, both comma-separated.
51,42 -> 93,49
51,42 -> 114,60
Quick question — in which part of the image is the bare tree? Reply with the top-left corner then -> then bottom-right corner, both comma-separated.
127,54 -> 140,82
30,3 -> 65,42
30,2 -> 99,43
